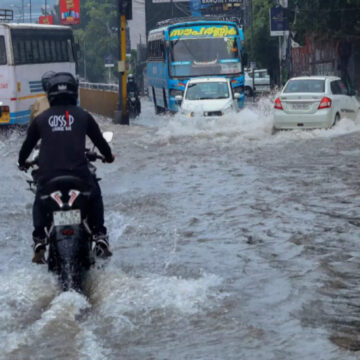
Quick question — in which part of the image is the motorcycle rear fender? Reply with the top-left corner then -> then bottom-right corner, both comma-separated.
48,225 -> 93,271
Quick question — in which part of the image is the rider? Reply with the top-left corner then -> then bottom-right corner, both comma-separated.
126,73 -> 141,114
18,72 -> 115,264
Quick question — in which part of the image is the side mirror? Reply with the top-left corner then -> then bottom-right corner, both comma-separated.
234,93 -> 241,99
175,95 -> 183,103
242,52 -> 248,67
103,131 -> 114,143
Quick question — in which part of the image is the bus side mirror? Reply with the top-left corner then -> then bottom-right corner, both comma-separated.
175,95 -> 183,104
73,43 -> 80,59
242,52 -> 248,67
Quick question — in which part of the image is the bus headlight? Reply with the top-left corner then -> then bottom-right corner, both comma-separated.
170,89 -> 184,98
233,86 -> 244,95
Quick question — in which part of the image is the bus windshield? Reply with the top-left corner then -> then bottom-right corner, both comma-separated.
169,25 -> 241,77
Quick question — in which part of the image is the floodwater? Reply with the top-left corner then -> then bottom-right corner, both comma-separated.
2,97 -> 360,359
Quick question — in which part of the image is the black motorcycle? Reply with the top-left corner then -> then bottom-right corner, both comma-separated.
127,91 -> 140,118
25,132 -> 113,292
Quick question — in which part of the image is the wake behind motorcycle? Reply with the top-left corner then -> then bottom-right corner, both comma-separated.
24,132 -> 113,293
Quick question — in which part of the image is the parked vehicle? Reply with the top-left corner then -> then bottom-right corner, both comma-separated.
176,77 -> 240,117
244,68 -> 271,96
24,132 -> 113,293
273,76 -> 360,131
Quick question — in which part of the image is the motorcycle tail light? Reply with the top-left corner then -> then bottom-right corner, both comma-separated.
62,229 -> 74,236
68,190 -> 80,207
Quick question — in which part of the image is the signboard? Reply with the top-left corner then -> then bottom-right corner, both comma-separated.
0,9 -> 13,21
152,0 -> 188,2
60,0 -> 80,25
39,15 -> 54,24
170,25 -> 237,39
201,0 -> 243,3
270,7 -> 289,36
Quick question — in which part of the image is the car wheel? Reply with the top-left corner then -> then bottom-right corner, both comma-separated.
271,126 -> 278,135
332,113 -> 340,127
245,86 -> 253,97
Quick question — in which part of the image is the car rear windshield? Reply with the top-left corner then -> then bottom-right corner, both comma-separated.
284,79 -> 325,93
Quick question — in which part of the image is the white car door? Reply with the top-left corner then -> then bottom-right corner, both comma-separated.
338,80 -> 358,120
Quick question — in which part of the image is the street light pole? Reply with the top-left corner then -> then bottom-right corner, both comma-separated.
29,0 -> 32,23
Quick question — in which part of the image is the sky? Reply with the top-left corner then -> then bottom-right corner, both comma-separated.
128,0 -> 146,49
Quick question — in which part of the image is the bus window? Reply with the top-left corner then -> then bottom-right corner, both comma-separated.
44,39 -> 51,62
38,39 -> 45,62
25,40 -> 33,63
50,40 -> 57,62
0,36 -> 7,64
67,39 -> 74,62
32,39 -> 40,63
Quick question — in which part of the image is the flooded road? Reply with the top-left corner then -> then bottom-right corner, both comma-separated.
2,97 -> 360,359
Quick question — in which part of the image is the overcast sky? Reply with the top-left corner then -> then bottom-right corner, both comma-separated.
128,0 -> 146,49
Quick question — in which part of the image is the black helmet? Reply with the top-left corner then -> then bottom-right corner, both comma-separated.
46,72 -> 78,105
41,71 -> 56,92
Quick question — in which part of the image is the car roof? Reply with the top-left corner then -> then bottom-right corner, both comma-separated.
288,75 -> 340,81
188,77 -> 229,84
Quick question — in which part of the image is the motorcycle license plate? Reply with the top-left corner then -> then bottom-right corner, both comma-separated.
53,210 -> 81,226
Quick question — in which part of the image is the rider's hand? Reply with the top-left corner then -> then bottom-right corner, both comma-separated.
103,154 -> 115,163
17,161 -> 30,172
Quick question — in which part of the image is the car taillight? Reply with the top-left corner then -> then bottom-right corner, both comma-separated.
274,97 -> 283,110
318,97 -> 332,109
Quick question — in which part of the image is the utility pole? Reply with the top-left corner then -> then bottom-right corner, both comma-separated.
114,0 -> 132,125
29,0 -> 32,23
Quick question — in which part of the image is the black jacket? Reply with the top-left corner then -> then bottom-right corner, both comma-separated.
18,105 -> 113,181
127,81 -> 138,96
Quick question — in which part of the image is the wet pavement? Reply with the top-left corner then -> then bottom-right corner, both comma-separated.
1,97 -> 360,359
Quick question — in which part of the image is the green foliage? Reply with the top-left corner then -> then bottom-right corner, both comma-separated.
73,0 -> 119,82
292,0 -> 360,42
244,0 -> 279,80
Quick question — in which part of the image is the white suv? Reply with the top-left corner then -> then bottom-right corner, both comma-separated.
176,77 -> 240,117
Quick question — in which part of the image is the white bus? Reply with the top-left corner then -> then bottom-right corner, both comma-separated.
0,23 -> 77,125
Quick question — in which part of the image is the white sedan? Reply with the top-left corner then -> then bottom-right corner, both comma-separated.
273,76 -> 360,130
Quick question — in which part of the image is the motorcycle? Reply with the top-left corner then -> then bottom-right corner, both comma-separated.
127,91 -> 140,118
25,132 -> 113,293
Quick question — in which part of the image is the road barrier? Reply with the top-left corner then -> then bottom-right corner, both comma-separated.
79,82 -> 119,119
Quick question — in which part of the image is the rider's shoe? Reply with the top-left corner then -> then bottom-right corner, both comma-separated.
32,236 -> 46,264
93,233 -> 112,258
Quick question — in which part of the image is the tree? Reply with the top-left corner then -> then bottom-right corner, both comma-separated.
72,0 -> 118,82
292,0 -> 360,42
244,0 -> 280,84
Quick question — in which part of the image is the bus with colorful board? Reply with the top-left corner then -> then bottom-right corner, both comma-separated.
147,17 -> 247,113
